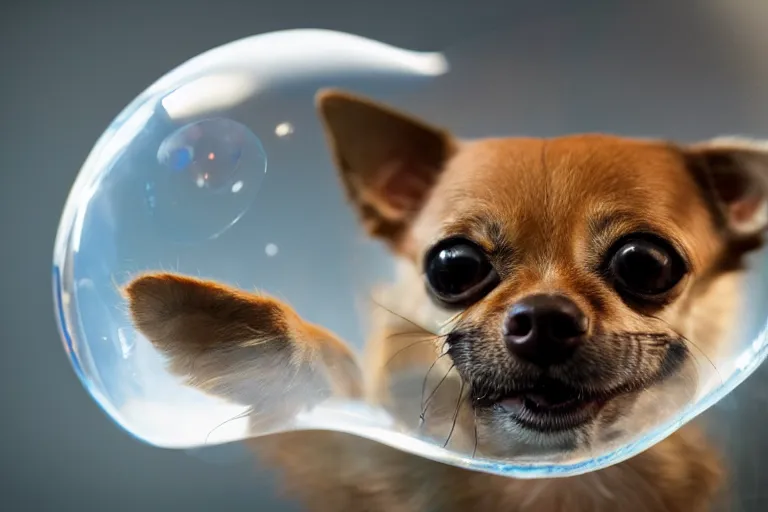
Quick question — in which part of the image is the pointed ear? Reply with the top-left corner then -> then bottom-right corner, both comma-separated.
685,137 -> 768,239
316,89 -> 457,249
124,273 -> 361,425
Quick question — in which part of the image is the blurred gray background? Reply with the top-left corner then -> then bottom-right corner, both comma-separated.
2,0 -> 768,510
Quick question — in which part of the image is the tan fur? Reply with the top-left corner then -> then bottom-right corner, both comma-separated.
125,90 -> 768,511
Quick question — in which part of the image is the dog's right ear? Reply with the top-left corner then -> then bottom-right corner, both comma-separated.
316,89 -> 457,251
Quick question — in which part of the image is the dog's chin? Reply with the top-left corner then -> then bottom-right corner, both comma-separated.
474,380 -> 624,450
472,354 -> 693,453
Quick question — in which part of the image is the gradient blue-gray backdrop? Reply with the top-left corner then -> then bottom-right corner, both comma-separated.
2,0 -> 768,511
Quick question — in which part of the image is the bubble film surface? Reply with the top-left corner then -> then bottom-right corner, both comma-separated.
53,28 -> 768,478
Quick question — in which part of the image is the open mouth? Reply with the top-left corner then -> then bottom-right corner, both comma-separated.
475,380 -> 619,432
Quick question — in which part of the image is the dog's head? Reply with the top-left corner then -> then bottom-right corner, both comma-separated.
317,90 -> 768,451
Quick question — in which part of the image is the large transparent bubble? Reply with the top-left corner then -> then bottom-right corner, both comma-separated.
53,28 -> 768,478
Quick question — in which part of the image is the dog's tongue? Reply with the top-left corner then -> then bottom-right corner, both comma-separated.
497,384 -> 580,413
525,392 -> 575,408
525,382 -> 579,408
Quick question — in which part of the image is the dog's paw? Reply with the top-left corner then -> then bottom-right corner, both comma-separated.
124,272 -> 362,407
126,272 -> 290,357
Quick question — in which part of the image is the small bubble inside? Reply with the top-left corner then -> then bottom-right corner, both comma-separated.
149,118 -> 267,242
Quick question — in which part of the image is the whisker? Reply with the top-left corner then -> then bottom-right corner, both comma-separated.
443,379 -> 466,448
646,314 -> 723,384
472,407 -> 479,458
368,295 -> 440,336
205,408 -> 253,445
384,337 -> 441,368
421,352 -> 451,405
385,330 -> 447,342
420,363 -> 455,423
437,309 -> 467,329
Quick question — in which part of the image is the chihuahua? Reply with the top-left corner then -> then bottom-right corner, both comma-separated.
125,90 -> 768,511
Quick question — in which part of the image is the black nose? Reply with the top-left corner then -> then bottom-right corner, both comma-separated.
503,294 -> 588,366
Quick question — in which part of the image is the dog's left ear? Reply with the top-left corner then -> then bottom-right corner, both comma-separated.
316,89 -> 457,252
685,138 -> 768,238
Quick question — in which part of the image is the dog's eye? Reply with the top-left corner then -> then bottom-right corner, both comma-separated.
424,238 -> 499,307
607,235 -> 687,299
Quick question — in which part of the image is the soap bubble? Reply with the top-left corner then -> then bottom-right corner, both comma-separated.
155,118 -> 261,192
53,25 -> 768,481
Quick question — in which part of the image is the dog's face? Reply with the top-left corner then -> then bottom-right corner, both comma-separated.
318,90 -> 768,451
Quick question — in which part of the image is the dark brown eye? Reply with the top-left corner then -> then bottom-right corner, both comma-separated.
425,238 -> 499,307
607,235 -> 687,299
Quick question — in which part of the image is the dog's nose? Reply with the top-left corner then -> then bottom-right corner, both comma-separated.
503,294 -> 588,366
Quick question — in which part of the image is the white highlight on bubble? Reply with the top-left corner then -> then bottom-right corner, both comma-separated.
149,31 -> 449,111
195,176 -> 205,188
120,399 -> 249,448
117,328 -> 135,359
265,243 -> 279,257
161,73 -> 260,121
275,122 -> 294,137
231,180 -> 244,193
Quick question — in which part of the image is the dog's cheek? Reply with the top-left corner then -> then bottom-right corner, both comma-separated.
599,300 -> 667,338
467,328 -> 514,378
